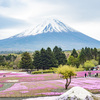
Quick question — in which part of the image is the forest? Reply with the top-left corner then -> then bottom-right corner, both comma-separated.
0,46 -> 100,71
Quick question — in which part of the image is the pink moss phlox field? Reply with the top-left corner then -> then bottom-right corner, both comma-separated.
76,70 -> 100,77
70,77 -> 100,90
0,72 -> 61,82
0,71 -> 99,82
0,71 -> 100,97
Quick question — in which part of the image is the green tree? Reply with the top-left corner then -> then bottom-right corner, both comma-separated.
93,48 -> 98,60
33,51 -> 41,71
79,48 -> 86,64
46,47 -> 58,68
91,48 -> 94,59
68,56 -> 75,66
56,65 -> 76,89
53,46 -> 67,65
98,51 -> 100,65
83,60 -> 95,70
90,59 -> 98,66
68,56 -> 80,68
0,55 -> 4,65
85,47 -> 92,60
20,52 -> 32,70
71,49 -> 78,58
40,48 -> 47,70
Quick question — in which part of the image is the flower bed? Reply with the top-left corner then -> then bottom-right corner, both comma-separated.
0,72 -> 61,82
0,80 -> 64,97
0,77 -> 100,97
0,70 -> 100,97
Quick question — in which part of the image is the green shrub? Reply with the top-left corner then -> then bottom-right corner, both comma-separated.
75,67 -> 84,71
32,70 -> 54,74
0,65 -> 13,70
75,65 -> 84,71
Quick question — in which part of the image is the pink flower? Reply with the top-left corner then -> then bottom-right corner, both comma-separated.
0,84 -> 3,88
20,91 -> 29,93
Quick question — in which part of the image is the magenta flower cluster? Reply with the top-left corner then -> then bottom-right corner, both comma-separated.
0,84 -> 3,88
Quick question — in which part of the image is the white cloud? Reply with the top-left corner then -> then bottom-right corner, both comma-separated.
0,29 -> 21,39
66,21 -> 100,41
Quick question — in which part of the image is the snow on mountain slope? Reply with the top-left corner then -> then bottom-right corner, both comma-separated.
15,18 -> 76,37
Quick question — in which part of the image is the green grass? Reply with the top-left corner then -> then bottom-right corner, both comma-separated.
0,83 -> 14,91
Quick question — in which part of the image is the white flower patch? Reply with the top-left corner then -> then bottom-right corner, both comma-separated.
7,80 -> 19,82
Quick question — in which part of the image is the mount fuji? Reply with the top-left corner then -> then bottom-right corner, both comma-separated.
0,18 -> 100,51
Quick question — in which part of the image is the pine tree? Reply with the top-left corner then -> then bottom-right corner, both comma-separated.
40,48 -> 47,70
53,46 -> 67,65
71,49 -> 78,58
79,48 -> 86,64
20,52 -> 32,70
46,47 -> 58,68
85,47 -> 92,60
33,51 -> 41,71
91,48 -> 94,59
94,48 -> 98,60
98,51 -> 100,65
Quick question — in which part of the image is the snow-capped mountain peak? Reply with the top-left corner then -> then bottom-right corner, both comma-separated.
15,18 -> 76,37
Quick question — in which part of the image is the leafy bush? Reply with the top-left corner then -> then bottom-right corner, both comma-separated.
0,65 -> 13,70
75,65 -> 84,71
83,60 -> 95,70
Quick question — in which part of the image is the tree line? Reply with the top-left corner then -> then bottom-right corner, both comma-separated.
20,46 -> 67,70
68,47 -> 99,70
0,54 -> 17,66
0,46 -> 100,71
19,46 -> 100,71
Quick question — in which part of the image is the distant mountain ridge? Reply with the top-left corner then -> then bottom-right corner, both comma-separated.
0,18 -> 100,51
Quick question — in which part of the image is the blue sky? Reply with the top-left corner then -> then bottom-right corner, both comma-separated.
0,0 -> 100,40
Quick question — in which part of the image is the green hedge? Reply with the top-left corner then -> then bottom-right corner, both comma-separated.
0,66 -> 13,70
75,67 -> 84,71
32,70 -> 54,74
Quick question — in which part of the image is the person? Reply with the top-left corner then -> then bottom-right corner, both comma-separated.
85,73 -> 87,77
75,74 -> 77,78
3,75 -> 6,77
88,71 -> 91,77
96,73 -> 98,77
95,73 -> 96,77
90,72 -> 91,76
